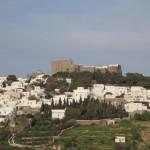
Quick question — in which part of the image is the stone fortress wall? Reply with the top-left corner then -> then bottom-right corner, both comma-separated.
51,59 -> 122,75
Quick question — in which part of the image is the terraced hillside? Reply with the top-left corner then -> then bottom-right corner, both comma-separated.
54,120 -> 143,150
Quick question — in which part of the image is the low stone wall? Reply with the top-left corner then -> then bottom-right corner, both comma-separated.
76,119 -> 116,126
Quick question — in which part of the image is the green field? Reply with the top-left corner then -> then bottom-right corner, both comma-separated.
55,120 -> 142,150
0,119 -> 147,150
15,118 -> 55,146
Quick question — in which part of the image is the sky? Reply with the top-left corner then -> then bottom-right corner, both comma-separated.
0,0 -> 150,77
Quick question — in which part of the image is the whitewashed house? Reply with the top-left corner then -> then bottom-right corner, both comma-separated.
105,85 -> 128,99
91,84 -> 129,100
5,90 -> 22,99
30,73 -> 47,85
0,117 -> 6,123
66,78 -> 72,84
115,136 -> 126,143
30,86 -> 44,98
0,106 -> 15,117
16,98 -> 42,115
91,84 -> 105,99
72,87 -> 90,102
124,102 -> 149,113
22,91 -> 30,99
51,109 -> 66,120
55,89 -> 60,94
11,81 -> 24,89
0,76 -> 7,82
42,98 -> 51,106
125,86 -> 148,102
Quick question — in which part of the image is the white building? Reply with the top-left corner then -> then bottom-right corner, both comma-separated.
55,89 -> 60,94
105,85 -> 129,99
124,102 -> 149,113
91,84 -> 105,99
5,90 -> 22,99
66,78 -> 72,84
90,84 -> 129,100
125,86 -> 148,102
0,94 -> 11,101
115,136 -> 126,143
16,98 -> 42,115
52,94 -> 67,104
131,86 -> 146,96
42,98 -> 51,106
147,90 -> 150,100
17,99 -> 42,109
0,117 -> 6,123
30,74 -> 47,85
0,106 -> 15,117
0,76 -> 7,82
72,87 -> 90,102
51,109 -> 66,119
30,86 -> 44,98
22,91 -> 30,99
11,81 -> 24,89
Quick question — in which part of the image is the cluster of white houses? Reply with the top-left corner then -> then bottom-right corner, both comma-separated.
0,72 -> 150,122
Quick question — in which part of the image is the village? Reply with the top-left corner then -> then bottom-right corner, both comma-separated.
0,70 -> 150,124
0,62 -> 150,150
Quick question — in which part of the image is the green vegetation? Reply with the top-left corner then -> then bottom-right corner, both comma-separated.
134,111 -> 150,121
45,77 -> 69,97
7,75 -> 18,85
55,120 -> 142,150
14,98 -> 128,148
1,118 -> 148,150
15,114 -> 74,147
0,127 -> 11,150
0,127 -> 29,150
52,72 -> 150,91
51,97 -> 128,120
43,72 -> 150,97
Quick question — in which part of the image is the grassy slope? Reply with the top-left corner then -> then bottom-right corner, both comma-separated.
55,120 -> 141,150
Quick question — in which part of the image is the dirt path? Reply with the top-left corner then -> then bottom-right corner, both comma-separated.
8,134 -> 50,148
8,126 -> 74,149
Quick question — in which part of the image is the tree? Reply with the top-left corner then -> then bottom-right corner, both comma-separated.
28,95 -> 37,100
42,104 -> 51,118
66,108 -> 81,119
126,73 -> 144,86
52,71 -> 150,91
7,75 -> 17,85
86,101 -> 97,119
58,98 -> 63,108
40,102 -> 44,112
66,99 -> 69,107
51,98 -> 54,108
2,81 -> 6,88
134,111 -> 150,121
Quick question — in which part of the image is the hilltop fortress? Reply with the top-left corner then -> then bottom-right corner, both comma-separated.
51,59 -> 122,75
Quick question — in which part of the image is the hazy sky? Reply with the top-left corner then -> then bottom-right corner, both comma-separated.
0,0 -> 150,77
